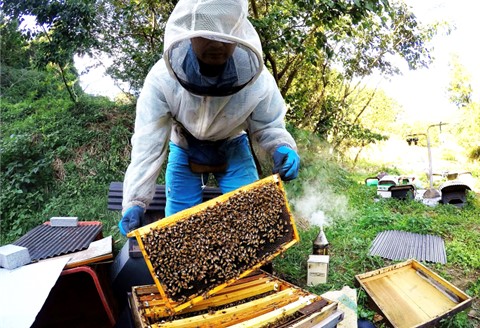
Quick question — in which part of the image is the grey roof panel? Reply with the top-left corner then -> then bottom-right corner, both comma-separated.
369,230 -> 446,264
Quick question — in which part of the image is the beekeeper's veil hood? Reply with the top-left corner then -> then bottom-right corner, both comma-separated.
164,0 -> 263,97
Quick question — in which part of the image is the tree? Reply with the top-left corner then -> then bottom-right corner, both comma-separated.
1,0 -> 101,102
250,0 -> 436,151
447,55 -> 480,161
94,0 -> 176,94
0,14 -> 31,68
448,54 -> 473,108
4,0 -> 438,151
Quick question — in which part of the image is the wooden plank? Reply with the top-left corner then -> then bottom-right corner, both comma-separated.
225,272 -> 267,287
151,288 -> 301,328
393,268 -> 456,315
176,281 -> 279,312
411,260 -> 470,301
136,275 -> 276,321
357,263 -> 412,283
143,280 -> 278,316
137,275 -> 270,303
290,303 -> 339,328
136,285 -> 162,296
202,276 -> 273,296
129,292 -> 148,328
363,269 -> 437,327
132,273 -> 338,328
228,294 -> 319,328
262,299 -> 331,328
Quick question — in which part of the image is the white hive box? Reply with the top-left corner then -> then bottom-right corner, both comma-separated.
308,255 -> 330,285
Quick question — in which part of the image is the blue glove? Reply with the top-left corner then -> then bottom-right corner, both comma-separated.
272,146 -> 300,181
118,205 -> 145,236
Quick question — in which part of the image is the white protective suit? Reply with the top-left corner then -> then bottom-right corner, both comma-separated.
122,0 -> 297,211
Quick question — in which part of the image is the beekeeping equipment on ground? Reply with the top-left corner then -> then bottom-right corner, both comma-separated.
129,271 -> 342,328
355,259 -> 472,328
307,255 -> 330,285
128,175 -> 300,314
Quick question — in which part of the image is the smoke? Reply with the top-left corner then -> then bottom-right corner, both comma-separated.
310,210 -> 328,229
290,181 -> 352,228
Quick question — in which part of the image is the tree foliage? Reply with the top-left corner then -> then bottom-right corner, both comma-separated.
1,0 -> 438,151
249,0 -> 435,152
1,0 -> 100,102
0,14 -> 32,68
447,55 -> 480,161
94,0 -> 176,93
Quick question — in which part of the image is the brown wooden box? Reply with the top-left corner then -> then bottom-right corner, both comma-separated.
129,271 -> 340,328
127,175 -> 300,313
355,259 -> 472,328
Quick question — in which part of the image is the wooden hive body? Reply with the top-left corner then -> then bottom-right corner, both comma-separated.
356,259 -> 472,327
129,271 -> 339,328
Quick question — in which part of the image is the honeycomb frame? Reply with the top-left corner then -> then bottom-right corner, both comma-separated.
128,174 -> 300,313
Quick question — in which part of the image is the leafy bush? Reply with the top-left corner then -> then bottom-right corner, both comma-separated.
1,64 -> 134,244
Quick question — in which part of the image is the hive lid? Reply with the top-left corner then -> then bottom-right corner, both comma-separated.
308,255 -> 330,263
13,221 -> 103,261
128,174 -> 300,313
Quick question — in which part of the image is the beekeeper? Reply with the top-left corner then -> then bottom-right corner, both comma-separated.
119,0 -> 300,236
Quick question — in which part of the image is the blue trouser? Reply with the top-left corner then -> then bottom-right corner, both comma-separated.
165,134 -> 259,216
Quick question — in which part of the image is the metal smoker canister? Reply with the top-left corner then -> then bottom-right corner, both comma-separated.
313,227 -> 329,255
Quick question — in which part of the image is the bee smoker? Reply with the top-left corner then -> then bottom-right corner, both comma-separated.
308,226 -> 330,285
312,226 -> 329,255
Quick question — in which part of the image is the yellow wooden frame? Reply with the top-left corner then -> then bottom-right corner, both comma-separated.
127,175 -> 300,313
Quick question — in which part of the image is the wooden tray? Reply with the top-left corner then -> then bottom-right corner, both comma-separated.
129,271 -> 339,328
128,175 -> 300,313
355,259 -> 472,327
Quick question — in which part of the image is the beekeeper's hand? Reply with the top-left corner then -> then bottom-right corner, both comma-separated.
272,146 -> 300,181
118,205 -> 145,236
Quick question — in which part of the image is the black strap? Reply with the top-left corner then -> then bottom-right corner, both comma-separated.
246,130 -> 263,177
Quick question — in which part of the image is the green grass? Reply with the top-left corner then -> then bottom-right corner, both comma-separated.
273,157 -> 480,327
266,130 -> 480,327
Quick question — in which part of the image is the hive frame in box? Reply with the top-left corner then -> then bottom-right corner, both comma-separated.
355,259 -> 472,328
129,271 -> 341,328
127,174 -> 300,314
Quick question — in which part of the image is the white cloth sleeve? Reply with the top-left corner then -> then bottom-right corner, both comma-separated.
122,67 -> 172,212
247,72 -> 297,155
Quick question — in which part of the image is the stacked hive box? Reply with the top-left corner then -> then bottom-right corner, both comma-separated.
129,271 -> 340,327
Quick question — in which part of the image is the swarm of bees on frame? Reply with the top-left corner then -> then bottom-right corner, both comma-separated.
142,181 -> 293,302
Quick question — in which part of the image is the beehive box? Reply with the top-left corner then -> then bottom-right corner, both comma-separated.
128,175 -> 300,313
355,259 -> 472,328
129,271 -> 340,328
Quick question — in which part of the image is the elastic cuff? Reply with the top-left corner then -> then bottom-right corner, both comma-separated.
122,201 -> 146,215
118,221 -> 127,236
273,143 -> 293,154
